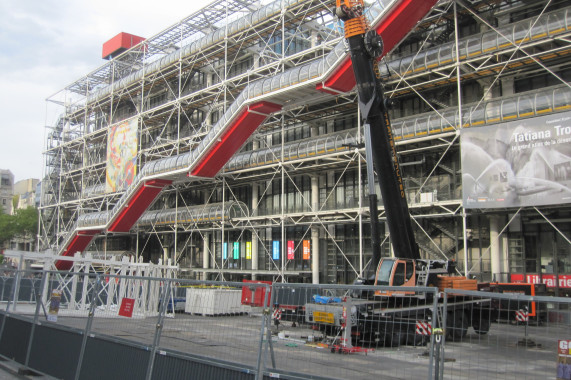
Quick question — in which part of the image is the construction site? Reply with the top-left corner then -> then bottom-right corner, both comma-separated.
39,0 -> 571,289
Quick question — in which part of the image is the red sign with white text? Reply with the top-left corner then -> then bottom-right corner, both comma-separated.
287,240 -> 295,260
511,274 -> 571,289
559,340 -> 571,356
119,297 -> 135,317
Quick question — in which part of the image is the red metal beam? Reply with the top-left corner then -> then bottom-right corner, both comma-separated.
191,101 -> 282,177
108,179 -> 172,232
316,0 -> 438,94
55,230 -> 102,270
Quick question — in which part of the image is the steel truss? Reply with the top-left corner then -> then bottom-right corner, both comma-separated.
41,0 -> 571,284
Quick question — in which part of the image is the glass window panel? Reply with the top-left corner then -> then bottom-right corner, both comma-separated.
485,101 -> 501,123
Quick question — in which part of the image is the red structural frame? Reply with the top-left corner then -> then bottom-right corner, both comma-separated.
108,179 -> 172,232
316,0 -> 438,94
191,101 -> 282,177
55,179 -> 171,269
55,230 -> 102,270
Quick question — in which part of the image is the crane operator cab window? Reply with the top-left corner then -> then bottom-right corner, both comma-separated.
393,261 -> 414,286
376,259 -> 395,286
394,262 -> 406,286
376,259 -> 415,284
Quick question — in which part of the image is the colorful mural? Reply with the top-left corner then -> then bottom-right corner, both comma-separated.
106,118 -> 138,193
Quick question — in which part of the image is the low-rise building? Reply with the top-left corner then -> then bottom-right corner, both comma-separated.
0,170 -> 14,215
14,178 -> 39,210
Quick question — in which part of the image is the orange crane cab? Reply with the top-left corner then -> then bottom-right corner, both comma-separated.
374,258 -> 417,296
373,257 -> 459,297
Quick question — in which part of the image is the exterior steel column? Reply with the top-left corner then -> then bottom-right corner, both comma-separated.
490,215 -> 502,282
252,181 -> 258,217
311,175 -> 319,212
311,175 -> 320,284
251,181 -> 259,280
312,227 -> 319,284
163,247 -> 169,265
202,233 -> 210,281
252,234 -> 258,280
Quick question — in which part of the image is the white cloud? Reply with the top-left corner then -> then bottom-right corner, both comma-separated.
0,0 -> 208,182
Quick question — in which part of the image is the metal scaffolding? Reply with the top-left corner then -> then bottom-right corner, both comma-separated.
41,0 -> 571,286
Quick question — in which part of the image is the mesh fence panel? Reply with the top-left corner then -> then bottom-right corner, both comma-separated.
439,289 -> 571,380
264,283 -> 438,380
155,279 -> 269,371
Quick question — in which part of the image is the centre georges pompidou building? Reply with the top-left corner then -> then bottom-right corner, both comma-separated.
40,0 -> 571,290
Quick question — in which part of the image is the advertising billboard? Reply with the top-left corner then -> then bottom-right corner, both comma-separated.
106,118 -> 138,193
461,111 -> 571,209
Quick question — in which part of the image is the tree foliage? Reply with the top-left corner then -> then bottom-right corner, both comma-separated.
0,207 -> 38,246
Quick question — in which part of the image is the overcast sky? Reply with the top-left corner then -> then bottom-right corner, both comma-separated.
0,0 -> 207,183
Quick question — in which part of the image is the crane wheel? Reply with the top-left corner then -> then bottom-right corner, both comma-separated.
447,311 -> 468,341
473,317 -> 490,335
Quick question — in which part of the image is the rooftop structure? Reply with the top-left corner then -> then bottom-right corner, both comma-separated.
102,32 -> 146,60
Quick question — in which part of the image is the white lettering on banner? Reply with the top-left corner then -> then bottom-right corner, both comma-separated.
513,130 -> 551,142
561,341 -> 569,351
512,274 -> 571,288
554,125 -> 571,136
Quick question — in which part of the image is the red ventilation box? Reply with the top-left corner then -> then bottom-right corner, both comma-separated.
102,32 -> 145,60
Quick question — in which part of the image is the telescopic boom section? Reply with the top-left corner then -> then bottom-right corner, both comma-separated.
336,0 -> 419,263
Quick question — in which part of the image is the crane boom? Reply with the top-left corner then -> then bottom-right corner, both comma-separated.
336,0 -> 419,267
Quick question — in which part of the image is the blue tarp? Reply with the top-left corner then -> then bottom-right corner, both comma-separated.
313,295 -> 342,304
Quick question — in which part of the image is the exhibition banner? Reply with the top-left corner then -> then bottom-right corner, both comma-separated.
233,242 -> 240,260
461,111 -> 571,208
303,240 -> 310,260
272,241 -> 280,260
287,240 -> 295,260
106,118 -> 138,193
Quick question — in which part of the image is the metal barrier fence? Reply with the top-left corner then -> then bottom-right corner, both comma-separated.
1,269 -> 570,379
0,269 -> 274,380
267,283 -> 440,380
437,289 -> 571,380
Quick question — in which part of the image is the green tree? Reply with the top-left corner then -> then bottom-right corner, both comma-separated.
13,207 -> 38,234
0,209 -> 15,246
12,194 -> 19,211
0,207 -> 38,247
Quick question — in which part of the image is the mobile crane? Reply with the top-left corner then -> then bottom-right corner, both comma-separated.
303,0 -> 496,348
336,0 -> 457,287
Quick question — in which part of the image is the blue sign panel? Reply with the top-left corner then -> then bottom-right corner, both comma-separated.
272,241 -> 280,260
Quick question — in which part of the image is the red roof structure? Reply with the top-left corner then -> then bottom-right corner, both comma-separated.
102,32 -> 145,60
